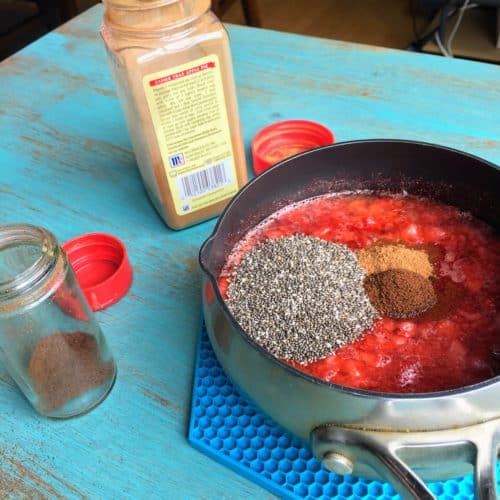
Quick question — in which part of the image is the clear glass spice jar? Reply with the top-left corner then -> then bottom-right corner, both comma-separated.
0,224 -> 116,418
101,0 -> 248,230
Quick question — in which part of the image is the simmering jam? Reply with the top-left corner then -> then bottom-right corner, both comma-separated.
219,193 -> 500,393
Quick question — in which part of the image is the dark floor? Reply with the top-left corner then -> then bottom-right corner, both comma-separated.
223,0 -> 428,49
0,0 -> 498,62
0,0 -> 430,60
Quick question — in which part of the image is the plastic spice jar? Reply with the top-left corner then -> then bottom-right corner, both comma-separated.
0,224 -> 116,418
100,0 -> 248,230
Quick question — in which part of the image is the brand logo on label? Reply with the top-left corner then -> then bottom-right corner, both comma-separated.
169,153 -> 185,167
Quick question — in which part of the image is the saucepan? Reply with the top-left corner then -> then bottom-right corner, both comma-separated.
199,140 -> 500,499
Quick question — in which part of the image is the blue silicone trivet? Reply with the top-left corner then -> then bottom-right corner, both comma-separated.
189,321 -> 496,499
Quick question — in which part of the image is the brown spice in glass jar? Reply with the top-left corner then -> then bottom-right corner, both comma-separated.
364,269 -> 437,319
28,332 -> 113,412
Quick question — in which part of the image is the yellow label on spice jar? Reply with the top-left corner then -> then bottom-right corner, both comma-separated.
143,55 -> 238,216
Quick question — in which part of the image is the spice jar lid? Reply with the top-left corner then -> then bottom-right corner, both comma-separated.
62,233 -> 132,311
251,119 -> 335,175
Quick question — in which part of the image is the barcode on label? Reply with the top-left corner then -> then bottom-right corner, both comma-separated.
178,160 -> 232,200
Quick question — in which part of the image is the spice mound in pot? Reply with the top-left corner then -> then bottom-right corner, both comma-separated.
364,269 -> 437,319
28,332 -> 114,412
358,244 -> 433,278
220,192 -> 500,393
226,235 -> 378,364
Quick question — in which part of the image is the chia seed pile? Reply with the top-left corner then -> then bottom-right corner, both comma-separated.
226,235 -> 378,364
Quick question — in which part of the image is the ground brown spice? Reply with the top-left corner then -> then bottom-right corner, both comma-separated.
364,269 -> 437,319
28,332 -> 113,412
417,279 -> 464,321
358,244 -> 433,278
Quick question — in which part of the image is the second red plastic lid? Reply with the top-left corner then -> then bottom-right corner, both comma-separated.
252,119 -> 335,175
62,233 -> 133,311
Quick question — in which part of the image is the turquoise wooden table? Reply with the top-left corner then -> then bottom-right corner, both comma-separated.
1,5 -> 500,498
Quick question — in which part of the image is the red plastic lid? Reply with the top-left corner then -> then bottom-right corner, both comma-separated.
62,233 -> 132,311
251,119 -> 335,175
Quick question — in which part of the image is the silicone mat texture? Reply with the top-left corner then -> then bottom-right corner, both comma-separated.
189,322 -> 498,499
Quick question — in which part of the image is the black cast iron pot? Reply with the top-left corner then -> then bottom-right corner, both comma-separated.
199,140 -> 500,499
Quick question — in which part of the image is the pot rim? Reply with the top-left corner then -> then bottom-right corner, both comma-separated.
199,138 -> 500,402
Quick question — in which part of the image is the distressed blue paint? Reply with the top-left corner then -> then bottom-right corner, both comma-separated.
0,4 -> 499,498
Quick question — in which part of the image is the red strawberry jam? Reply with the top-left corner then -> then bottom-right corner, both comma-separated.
219,193 -> 500,393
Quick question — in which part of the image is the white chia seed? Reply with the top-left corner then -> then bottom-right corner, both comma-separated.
226,235 -> 378,364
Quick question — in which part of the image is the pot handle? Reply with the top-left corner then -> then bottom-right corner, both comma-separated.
312,419 -> 499,500
474,423 -> 499,500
